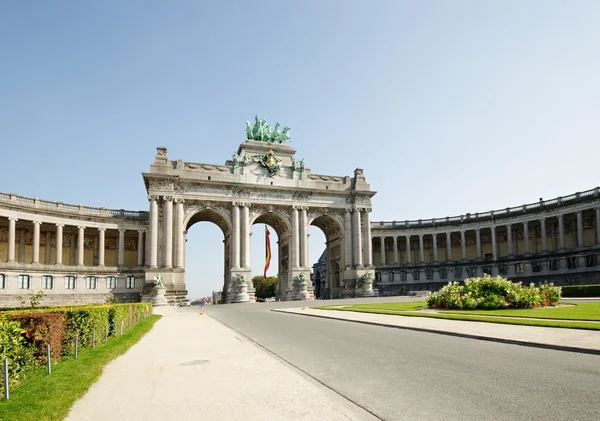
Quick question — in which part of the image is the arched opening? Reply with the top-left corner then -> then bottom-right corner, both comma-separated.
251,211 -> 290,301
184,208 -> 231,304
309,214 -> 344,300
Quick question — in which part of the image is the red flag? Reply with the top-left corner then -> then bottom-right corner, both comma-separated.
264,226 -> 271,279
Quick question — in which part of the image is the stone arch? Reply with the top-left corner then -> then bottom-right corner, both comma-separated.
250,209 -> 291,237
184,205 -> 232,235
308,213 -> 344,239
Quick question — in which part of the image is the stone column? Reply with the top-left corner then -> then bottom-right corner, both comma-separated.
393,236 -> 398,264
137,229 -> 145,267
77,226 -> 85,266
446,232 -> 452,261
475,229 -> 482,260
460,230 -> 466,260
432,234 -> 438,262
540,218 -> 547,252
362,209 -> 373,266
98,228 -> 106,266
118,228 -> 125,266
558,214 -> 565,250
32,221 -> 41,264
300,206 -> 308,267
344,210 -> 353,267
353,208 -> 362,267
291,206 -> 299,268
491,226 -> 497,261
175,199 -> 185,269
405,235 -> 411,264
418,234 -> 424,263
163,197 -> 173,268
149,196 -> 158,268
380,236 -> 386,265
507,224 -> 513,256
523,221 -> 530,254
232,203 -> 241,269
7,217 -> 17,263
18,229 -> 25,263
577,211 -> 584,248
55,224 -> 63,265
242,203 -> 251,268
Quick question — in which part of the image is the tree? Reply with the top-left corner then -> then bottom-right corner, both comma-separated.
251,276 -> 278,299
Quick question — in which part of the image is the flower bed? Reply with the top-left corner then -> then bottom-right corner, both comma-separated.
427,275 -> 561,310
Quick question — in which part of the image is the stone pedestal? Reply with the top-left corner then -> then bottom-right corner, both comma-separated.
151,287 -> 168,307
235,281 -> 249,303
297,281 -> 309,300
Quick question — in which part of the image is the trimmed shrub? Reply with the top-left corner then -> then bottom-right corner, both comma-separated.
0,317 -> 35,385
9,313 -> 65,361
561,284 -> 600,297
427,275 -> 562,310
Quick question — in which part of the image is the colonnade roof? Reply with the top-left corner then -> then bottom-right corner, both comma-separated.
373,187 -> 600,229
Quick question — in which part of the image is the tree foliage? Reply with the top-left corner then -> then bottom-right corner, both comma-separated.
252,276 -> 278,299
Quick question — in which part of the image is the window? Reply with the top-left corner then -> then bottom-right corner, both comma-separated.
454,267 -> 462,279
126,276 -> 136,289
549,259 -> 559,271
586,255 -> 596,268
515,263 -> 524,274
42,275 -> 53,290
0,274 -> 5,289
65,276 -> 76,290
567,257 -> 577,269
412,270 -> 420,281
18,275 -> 30,289
499,265 -> 507,276
439,268 -> 447,280
532,263 -> 541,273
400,271 -> 407,282
466,267 -> 476,277
85,276 -> 97,289
106,276 -> 117,289
426,270 -> 433,281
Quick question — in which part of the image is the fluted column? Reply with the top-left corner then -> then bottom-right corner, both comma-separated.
460,230 -> 466,260
77,226 -> 85,266
491,226 -> 497,261
507,224 -> 513,256
418,234 -> 424,263
393,236 -> 398,264
45,231 -> 51,264
558,214 -> 565,249
7,217 -> 17,263
148,196 -> 158,268
118,228 -> 125,266
32,221 -> 41,264
380,236 -> 386,265
405,235 -> 411,264
540,219 -> 547,252
344,210 -> 353,267
523,221 -> 530,254
137,229 -> 145,267
232,203 -> 241,269
300,206 -> 308,267
362,209 -> 373,266
98,228 -> 106,266
577,211 -> 584,248
242,203 -> 251,268
163,197 -> 174,268
55,224 -> 63,265
291,206 -> 299,268
475,229 -> 482,260
445,232 -> 452,261
175,199 -> 185,269
353,208 -> 362,267
432,234 -> 438,262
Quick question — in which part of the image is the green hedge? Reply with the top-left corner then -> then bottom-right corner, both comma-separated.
0,303 -> 152,389
561,284 -> 600,297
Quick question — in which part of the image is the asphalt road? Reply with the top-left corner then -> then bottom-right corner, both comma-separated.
194,298 -> 600,421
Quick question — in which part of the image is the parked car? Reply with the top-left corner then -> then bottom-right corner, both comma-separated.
180,299 -> 191,307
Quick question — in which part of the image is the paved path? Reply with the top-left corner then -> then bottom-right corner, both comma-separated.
65,307 -> 378,421
274,307 -> 600,354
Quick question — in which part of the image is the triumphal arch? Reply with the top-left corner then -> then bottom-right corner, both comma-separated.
141,117 -> 376,302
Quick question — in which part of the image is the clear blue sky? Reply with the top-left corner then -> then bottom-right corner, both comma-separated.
2,1 -> 599,299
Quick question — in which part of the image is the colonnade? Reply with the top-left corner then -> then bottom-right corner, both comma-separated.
2,216 -> 144,267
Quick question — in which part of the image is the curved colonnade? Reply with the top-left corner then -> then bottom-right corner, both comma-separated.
0,192 -> 148,307
371,188 -> 600,295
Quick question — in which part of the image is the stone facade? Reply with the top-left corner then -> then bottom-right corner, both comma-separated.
370,189 -> 600,296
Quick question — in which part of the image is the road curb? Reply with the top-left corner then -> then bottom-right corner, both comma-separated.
272,309 -> 600,356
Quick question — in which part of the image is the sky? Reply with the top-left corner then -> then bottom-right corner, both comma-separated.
1,1 -> 599,299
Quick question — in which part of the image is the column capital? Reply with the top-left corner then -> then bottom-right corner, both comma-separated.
148,194 -> 159,201
32,220 -> 42,225
418,233 -> 423,238
56,223 -> 65,228
475,228 -> 480,232
98,227 -> 107,232
174,198 -> 185,204
118,228 -> 127,233
361,208 -> 372,213
8,217 -> 18,222
77,225 -> 86,230
138,228 -> 147,234
432,233 -> 437,238
162,195 -> 174,202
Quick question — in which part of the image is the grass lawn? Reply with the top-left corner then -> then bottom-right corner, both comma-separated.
0,314 -> 161,421
317,301 -> 600,331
